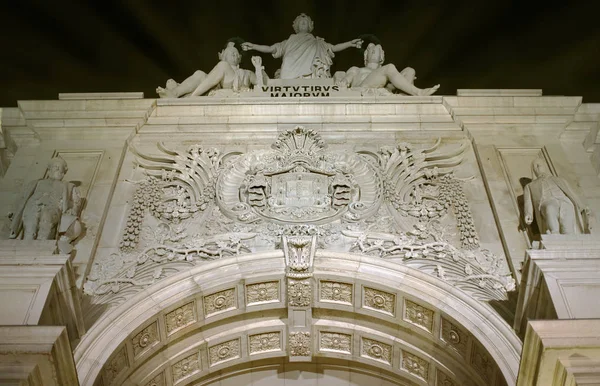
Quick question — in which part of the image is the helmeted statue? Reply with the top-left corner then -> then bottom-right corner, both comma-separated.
335,42 -> 440,96
9,156 -> 82,250
242,13 -> 362,79
157,41 -> 267,98
524,158 -> 592,234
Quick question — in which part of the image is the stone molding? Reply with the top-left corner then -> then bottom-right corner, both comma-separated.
0,326 -> 78,386
74,251 -> 521,386
517,319 -> 600,386
515,235 -> 600,336
0,240 -> 85,344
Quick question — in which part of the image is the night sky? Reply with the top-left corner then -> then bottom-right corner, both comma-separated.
2,1 -> 599,107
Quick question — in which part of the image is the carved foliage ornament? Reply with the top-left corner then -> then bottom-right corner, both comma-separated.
320,332 -> 352,353
361,338 -> 392,365
401,351 -> 430,380
204,288 -> 236,316
145,372 -> 165,386
246,281 -> 279,305
363,287 -> 395,316
103,346 -> 128,385
289,331 -> 311,357
87,128 -> 516,306
249,332 -> 281,354
172,353 -> 200,382
320,281 -> 353,304
132,321 -> 159,357
404,299 -> 434,333
287,278 -> 312,307
165,302 -> 196,335
209,339 -> 241,366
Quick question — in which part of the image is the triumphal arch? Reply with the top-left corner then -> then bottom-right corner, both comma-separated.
1,19 -> 600,386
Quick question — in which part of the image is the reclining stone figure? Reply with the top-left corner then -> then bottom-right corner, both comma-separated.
335,42 -> 440,96
157,42 -> 267,98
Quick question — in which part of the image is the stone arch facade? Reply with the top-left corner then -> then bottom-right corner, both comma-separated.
75,251 -> 521,386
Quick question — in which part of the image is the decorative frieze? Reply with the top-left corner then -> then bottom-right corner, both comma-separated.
249,332 -> 281,354
363,287 -> 395,316
203,288 -> 236,317
319,332 -> 352,354
172,353 -> 200,383
441,317 -> 468,358
319,281 -> 353,304
132,321 -> 160,357
287,278 -> 312,307
144,372 -> 165,386
246,281 -> 279,305
401,350 -> 429,381
103,346 -> 128,385
404,299 -> 434,333
289,331 -> 311,357
361,337 -> 392,365
165,302 -> 196,335
209,338 -> 241,366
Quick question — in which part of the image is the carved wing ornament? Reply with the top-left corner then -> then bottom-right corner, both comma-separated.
84,126 -> 514,304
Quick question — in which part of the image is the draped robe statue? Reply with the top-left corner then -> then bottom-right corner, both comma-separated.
524,159 -> 592,234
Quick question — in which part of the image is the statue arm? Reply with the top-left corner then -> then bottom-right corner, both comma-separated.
524,184 -> 534,224
242,42 -> 277,54
250,56 -> 269,87
9,180 -> 38,238
331,38 -> 362,53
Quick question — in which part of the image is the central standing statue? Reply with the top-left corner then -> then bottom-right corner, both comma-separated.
242,13 -> 362,79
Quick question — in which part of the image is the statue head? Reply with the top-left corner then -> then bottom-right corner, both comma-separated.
364,43 -> 385,66
47,156 -> 68,181
532,158 -> 550,179
292,13 -> 314,33
218,42 -> 242,66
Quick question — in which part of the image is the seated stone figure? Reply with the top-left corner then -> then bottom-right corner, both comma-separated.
335,43 -> 440,96
524,158 -> 592,234
156,42 -> 267,98
9,157 -> 82,250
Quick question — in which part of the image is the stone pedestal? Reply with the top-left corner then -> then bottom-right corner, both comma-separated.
0,326 -> 79,386
517,319 -> 600,385
0,240 -> 85,345
515,234 -> 600,336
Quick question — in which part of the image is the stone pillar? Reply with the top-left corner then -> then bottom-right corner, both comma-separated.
0,240 -> 85,345
517,319 -> 600,385
515,234 -> 600,336
0,326 -> 79,385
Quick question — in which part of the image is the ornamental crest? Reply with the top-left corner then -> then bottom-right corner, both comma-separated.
217,126 -> 382,224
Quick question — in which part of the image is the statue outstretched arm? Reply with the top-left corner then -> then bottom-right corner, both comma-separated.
242,42 -> 276,54
332,38 -> 362,53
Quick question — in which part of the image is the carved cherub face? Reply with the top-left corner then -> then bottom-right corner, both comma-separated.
293,14 -> 314,33
219,43 -> 241,66
364,43 -> 385,66
47,158 -> 67,181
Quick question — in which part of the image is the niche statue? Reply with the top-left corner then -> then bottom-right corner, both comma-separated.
9,157 -> 82,252
524,159 -> 592,235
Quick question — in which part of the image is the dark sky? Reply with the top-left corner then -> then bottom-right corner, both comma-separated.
2,1 -> 599,107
